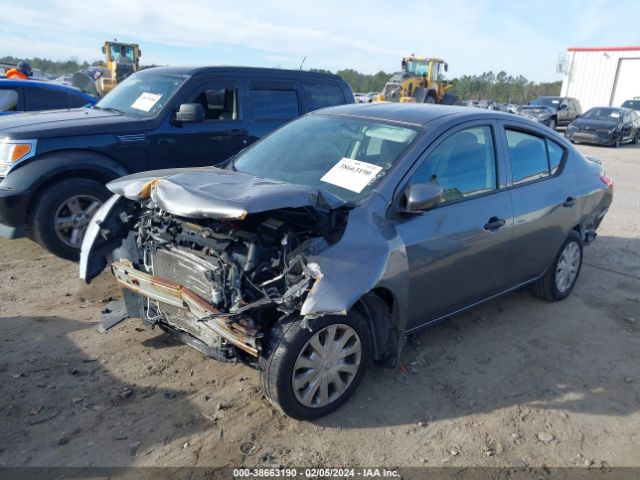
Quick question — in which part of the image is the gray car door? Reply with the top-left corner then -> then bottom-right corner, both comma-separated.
500,123 -> 580,285
393,122 -> 514,329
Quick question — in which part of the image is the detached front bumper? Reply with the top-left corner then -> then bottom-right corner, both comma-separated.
111,259 -> 260,357
0,186 -> 31,239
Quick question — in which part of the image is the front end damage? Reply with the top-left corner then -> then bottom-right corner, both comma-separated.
81,168 -> 350,362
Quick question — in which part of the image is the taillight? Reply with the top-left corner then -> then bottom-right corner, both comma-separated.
600,175 -> 614,189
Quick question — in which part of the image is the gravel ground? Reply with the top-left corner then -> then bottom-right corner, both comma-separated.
0,143 -> 638,469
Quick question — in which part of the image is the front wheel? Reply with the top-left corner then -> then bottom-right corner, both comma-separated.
30,178 -> 110,261
548,118 -> 557,130
260,313 -> 371,420
532,230 -> 583,302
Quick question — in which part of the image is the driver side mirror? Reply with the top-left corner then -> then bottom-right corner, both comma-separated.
175,103 -> 204,123
559,104 -> 568,110
444,63 -> 448,72
402,183 -> 443,214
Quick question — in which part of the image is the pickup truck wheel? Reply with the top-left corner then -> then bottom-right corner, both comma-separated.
532,230 -> 583,302
31,178 -> 110,261
260,312 -> 371,420
548,118 -> 557,130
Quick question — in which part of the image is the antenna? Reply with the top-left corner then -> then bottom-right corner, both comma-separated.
298,56 -> 306,70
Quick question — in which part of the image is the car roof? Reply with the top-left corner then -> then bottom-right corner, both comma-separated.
313,102 -> 489,126
137,66 -> 346,82
0,78 -> 95,98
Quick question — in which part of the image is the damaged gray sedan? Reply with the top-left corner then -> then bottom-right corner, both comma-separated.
80,103 -> 613,419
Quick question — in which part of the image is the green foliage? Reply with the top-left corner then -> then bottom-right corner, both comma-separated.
0,56 -> 102,75
450,71 -> 561,103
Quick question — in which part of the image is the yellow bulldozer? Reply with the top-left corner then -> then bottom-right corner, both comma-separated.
377,55 -> 460,105
72,41 -> 142,98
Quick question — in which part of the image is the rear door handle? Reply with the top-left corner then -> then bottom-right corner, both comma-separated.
226,129 -> 246,136
563,196 -> 575,208
484,217 -> 506,231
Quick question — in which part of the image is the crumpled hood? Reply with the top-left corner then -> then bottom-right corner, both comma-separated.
108,166 -> 345,219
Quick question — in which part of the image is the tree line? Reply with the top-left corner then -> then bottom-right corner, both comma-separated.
2,56 -> 560,103
314,68 -> 561,103
0,56 -> 102,76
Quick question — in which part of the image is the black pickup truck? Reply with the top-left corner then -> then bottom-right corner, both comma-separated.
0,66 -> 354,259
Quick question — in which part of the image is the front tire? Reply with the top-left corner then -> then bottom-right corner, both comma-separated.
548,118 -> 557,130
30,178 -> 110,261
532,230 -> 583,302
260,312 -> 371,420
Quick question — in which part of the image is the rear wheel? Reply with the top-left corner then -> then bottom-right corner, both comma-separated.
30,178 -> 110,261
260,312 -> 371,420
532,230 -> 583,302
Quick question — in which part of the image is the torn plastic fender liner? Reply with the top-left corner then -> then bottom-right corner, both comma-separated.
106,166 -> 345,220
80,193 -> 129,283
111,259 -> 259,356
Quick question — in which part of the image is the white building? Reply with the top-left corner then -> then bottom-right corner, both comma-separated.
560,46 -> 640,112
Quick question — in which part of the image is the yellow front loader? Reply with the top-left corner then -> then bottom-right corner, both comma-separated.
72,41 -> 142,98
377,55 -> 459,105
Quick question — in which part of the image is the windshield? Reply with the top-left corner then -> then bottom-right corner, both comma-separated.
582,108 -> 623,121
405,60 -> 429,76
621,100 -> 640,111
96,72 -> 187,118
233,115 -> 419,202
530,97 -> 561,108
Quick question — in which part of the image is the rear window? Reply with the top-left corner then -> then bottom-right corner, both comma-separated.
306,84 -> 345,110
506,129 -> 565,184
250,89 -> 299,121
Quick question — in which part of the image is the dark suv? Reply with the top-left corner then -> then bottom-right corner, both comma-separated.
0,66 -> 354,259
518,96 -> 582,129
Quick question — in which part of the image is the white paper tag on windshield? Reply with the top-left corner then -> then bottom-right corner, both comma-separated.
131,92 -> 162,112
321,158 -> 383,193
610,112 -> 620,118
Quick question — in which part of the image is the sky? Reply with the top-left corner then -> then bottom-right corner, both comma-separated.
2,0 -> 639,82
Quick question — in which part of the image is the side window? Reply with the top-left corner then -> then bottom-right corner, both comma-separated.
410,126 -> 497,203
506,129 -> 564,184
190,87 -> 238,120
250,89 -> 299,121
306,84 -> 345,111
0,88 -> 19,112
68,92 -> 91,108
24,88 -> 70,110
547,140 -> 564,175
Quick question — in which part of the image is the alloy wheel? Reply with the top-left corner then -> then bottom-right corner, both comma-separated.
53,194 -> 103,247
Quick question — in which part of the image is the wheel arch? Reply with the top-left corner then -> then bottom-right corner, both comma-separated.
353,288 -> 401,366
10,150 -> 129,220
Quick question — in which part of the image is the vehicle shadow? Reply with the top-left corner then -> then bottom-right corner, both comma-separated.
317,234 -> 640,428
0,315 -> 217,466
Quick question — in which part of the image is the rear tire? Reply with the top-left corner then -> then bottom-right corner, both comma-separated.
260,312 -> 371,420
30,178 -> 110,261
532,230 -> 583,302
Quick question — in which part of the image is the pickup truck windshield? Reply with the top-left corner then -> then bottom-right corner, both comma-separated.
95,72 -> 187,118
530,97 -> 562,108
234,114 -> 419,202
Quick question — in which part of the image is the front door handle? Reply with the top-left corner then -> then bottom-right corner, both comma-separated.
484,217 -> 506,231
563,196 -> 575,208
226,129 -> 246,136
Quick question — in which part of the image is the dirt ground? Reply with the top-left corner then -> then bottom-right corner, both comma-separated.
0,143 -> 639,469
